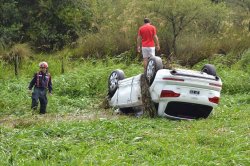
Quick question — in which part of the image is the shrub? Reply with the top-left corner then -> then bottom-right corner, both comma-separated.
74,29 -> 134,59
193,53 -> 250,95
233,49 -> 250,72
177,35 -> 218,67
1,43 -> 32,76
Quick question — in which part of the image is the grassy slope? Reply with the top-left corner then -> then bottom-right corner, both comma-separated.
0,58 -> 249,165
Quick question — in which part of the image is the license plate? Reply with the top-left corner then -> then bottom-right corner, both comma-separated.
190,90 -> 200,95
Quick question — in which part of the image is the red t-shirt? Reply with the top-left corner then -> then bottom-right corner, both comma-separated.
138,23 -> 156,47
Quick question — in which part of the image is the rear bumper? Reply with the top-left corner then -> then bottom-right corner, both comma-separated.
157,101 -> 214,119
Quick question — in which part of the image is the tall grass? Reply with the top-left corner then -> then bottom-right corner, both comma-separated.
177,34 -> 219,66
0,57 -> 142,116
1,52 -> 249,116
193,50 -> 250,95
0,54 -> 249,165
0,92 -> 249,165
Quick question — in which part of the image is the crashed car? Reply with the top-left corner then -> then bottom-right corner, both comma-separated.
107,56 -> 222,120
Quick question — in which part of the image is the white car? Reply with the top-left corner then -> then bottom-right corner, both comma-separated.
108,56 -> 222,120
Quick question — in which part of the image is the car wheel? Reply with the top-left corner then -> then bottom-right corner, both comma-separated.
201,64 -> 216,76
145,56 -> 163,85
108,69 -> 125,98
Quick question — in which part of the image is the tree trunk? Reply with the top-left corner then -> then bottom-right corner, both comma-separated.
248,20 -> 250,32
165,39 -> 171,56
172,35 -> 177,56
140,74 -> 157,118
61,57 -> 64,74
171,20 -> 178,56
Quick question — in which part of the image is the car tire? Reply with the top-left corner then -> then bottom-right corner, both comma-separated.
145,56 -> 163,85
201,64 -> 217,76
108,69 -> 125,98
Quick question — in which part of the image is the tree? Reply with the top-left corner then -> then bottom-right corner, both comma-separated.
149,0 -> 227,56
223,0 -> 250,31
2,44 -> 31,77
0,0 -> 22,47
0,0 -> 94,51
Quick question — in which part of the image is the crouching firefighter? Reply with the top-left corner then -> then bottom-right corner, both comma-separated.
28,62 -> 52,114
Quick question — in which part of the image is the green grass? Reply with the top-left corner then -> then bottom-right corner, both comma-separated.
0,94 -> 249,165
0,58 -> 249,165
0,57 -> 142,116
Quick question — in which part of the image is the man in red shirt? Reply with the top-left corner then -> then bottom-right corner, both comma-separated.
137,18 -> 160,71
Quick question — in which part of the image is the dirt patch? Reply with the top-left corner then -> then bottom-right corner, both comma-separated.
0,108 -> 119,128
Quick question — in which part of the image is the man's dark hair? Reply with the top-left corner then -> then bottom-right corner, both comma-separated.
144,18 -> 150,23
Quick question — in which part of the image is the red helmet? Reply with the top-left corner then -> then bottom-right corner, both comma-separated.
39,62 -> 48,68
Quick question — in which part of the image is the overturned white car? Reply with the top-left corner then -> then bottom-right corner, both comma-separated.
108,56 -> 222,120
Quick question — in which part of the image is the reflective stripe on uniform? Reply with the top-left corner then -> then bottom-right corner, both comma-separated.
36,72 -> 50,88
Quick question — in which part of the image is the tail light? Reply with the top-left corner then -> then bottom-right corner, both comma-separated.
209,97 -> 220,104
209,83 -> 222,88
160,90 -> 180,98
163,77 -> 184,82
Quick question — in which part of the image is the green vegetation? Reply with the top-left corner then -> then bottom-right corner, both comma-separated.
0,106 -> 249,165
0,52 -> 249,165
1,0 -> 250,60
0,0 -> 93,51
0,0 -> 249,165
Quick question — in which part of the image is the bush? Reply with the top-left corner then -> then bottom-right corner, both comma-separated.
193,53 -> 250,95
177,35 -> 218,66
75,29 -> 134,59
233,49 -> 250,72
216,29 -> 250,58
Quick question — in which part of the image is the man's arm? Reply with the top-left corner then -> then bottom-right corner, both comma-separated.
27,73 -> 36,95
28,73 -> 36,90
48,76 -> 52,94
154,35 -> 160,51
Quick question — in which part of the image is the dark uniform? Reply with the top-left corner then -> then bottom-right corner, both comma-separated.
28,71 -> 52,114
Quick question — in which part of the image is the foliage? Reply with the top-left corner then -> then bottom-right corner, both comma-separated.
0,58 -> 142,116
0,0 -> 249,67
0,0 -> 93,51
2,44 -> 32,62
0,56 -> 249,165
193,51 -> 250,94
0,43 -> 32,76
0,52 -> 248,116
74,0 -> 142,58
0,0 -> 22,47
149,0 -> 228,56
75,30 -> 135,59
0,0 -> 250,164
234,49 -> 250,71
176,35 -> 218,66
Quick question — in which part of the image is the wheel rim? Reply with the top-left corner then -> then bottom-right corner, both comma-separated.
146,60 -> 155,83
109,72 -> 119,91
203,68 -> 208,73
